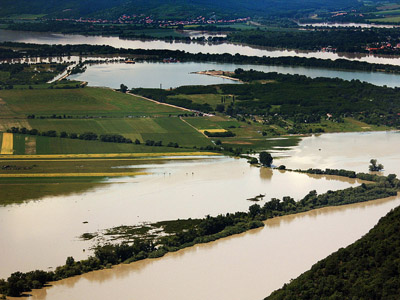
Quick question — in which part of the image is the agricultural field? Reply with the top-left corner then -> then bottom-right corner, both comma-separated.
0,117 -> 211,150
368,16 -> 400,23
169,93 -> 235,109
182,116 -> 241,130
3,133 -> 208,155
0,87 -> 184,117
366,6 -> 400,23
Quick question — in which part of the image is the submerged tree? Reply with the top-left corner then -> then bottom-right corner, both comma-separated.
369,159 -> 384,172
120,83 -> 128,93
259,151 -> 273,167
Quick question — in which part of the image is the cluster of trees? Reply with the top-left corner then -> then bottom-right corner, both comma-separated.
259,151 -> 273,167
4,42 -> 400,75
0,168 -> 397,297
204,130 -> 235,137
266,203 -> 400,299
301,167 -> 394,183
369,159 -> 384,172
222,70 -> 400,128
143,140 -> 180,148
6,127 -> 133,144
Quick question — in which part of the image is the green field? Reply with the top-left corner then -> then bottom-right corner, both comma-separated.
169,94 -> 235,109
183,116 -> 241,130
368,16 -> 400,23
373,8 -> 400,15
1,117 -> 212,151
9,133 -> 207,155
0,14 -> 46,20
0,87 -> 184,117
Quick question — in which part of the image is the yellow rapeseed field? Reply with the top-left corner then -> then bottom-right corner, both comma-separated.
0,133 -> 13,155
0,172 -> 149,178
0,152 -> 220,160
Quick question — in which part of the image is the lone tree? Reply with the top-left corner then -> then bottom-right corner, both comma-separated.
259,151 -> 273,167
120,83 -> 128,93
369,159 -> 384,172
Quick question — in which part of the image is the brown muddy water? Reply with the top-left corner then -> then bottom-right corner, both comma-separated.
276,131 -> 400,174
2,131 -> 400,299
21,195 -> 400,300
0,156 -> 360,278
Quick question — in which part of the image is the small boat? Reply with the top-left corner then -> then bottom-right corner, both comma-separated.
125,60 -> 136,64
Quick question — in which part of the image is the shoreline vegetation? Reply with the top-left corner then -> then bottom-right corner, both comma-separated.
0,167 -> 398,297
4,42 -> 400,75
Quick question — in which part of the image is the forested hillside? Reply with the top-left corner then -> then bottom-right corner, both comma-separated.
0,0 -> 375,19
266,204 -> 400,300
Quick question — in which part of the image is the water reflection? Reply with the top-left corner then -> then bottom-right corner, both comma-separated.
259,166 -> 273,180
67,61 -> 400,88
3,29 -> 400,65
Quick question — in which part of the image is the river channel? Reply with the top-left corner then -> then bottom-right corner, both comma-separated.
3,29 -> 400,65
68,60 -> 400,88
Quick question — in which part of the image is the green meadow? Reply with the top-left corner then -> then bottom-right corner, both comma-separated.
0,87 -> 183,117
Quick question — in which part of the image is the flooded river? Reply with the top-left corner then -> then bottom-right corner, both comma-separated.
3,29 -> 400,65
69,60 -> 400,88
277,131 -> 400,175
0,155 -> 361,278
21,195 -> 400,300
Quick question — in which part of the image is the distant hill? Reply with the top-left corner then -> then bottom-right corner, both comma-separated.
265,204 -> 400,299
0,0 -> 375,20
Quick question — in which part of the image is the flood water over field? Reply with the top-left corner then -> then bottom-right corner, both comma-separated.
68,60 -> 400,88
0,156 -> 361,278
3,29 -> 400,65
277,131 -> 400,175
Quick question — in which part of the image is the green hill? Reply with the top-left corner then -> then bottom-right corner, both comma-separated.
266,204 -> 400,300
0,0 -> 374,19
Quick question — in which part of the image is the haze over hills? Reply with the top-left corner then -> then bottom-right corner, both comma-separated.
0,0 -> 376,19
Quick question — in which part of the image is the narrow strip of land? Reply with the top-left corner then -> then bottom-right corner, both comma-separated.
0,172 -> 148,178
0,152 -> 220,160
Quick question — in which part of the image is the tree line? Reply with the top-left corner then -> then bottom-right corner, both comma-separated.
6,127 -> 134,144
4,42 -> 400,74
